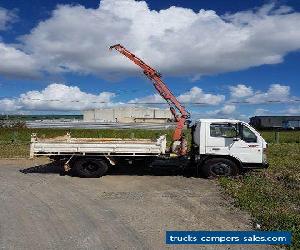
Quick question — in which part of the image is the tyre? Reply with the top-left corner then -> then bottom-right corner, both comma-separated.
201,158 -> 238,178
72,158 -> 108,178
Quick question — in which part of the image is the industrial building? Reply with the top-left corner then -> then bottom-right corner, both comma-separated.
250,116 -> 300,129
83,107 -> 173,123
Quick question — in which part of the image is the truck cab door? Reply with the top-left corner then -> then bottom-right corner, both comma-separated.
205,123 -> 237,156
229,123 -> 263,163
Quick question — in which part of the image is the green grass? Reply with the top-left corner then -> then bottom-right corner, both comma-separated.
0,143 -> 30,158
219,143 -> 300,249
0,127 -> 173,141
261,131 -> 300,143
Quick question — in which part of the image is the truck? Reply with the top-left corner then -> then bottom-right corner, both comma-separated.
29,44 -> 268,178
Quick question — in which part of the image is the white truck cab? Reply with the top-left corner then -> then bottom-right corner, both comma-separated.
192,119 -> 268,177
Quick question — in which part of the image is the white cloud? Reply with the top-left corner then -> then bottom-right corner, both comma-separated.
254,108 -> 270,116
229,84 -> 253,98
222,104 -> 236,115
0,43 -> 39,78
286,106 -> 300,115
129,93 -> 163,104
207,104 -> 236,117
0,84 -> 224,113
0,83 -> 116,111
0,0 -> 297,78
1,81 -> 299,119
129,86 -> 224,105
0,98 -> 20,112
246,84 -> 290,104
177,87 -> 225,104
0,7 -> 17,30
228,83 -> 291,104
0,8 -> 34,78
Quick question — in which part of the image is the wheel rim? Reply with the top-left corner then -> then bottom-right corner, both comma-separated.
211,162 -> 231,176
82,161 -> 99,172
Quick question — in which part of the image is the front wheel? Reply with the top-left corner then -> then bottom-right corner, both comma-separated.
72,158 -> 108,178
201,158 -> 238,178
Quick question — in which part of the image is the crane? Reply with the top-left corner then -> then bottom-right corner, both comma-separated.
109,44 -> 191,156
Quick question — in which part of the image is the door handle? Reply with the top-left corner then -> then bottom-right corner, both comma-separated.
212,148 -> 220,151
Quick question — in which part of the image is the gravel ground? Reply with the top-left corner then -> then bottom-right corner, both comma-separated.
0,159 -> 274,250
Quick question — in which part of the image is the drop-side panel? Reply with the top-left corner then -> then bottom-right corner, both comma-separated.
30,134 -> 167,158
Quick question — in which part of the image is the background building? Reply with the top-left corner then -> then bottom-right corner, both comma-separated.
83,107 -> 173,123
250,116 -> 300,129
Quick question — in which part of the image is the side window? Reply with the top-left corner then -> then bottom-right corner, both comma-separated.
242,125 -> 257,143
210,123 -> 237,138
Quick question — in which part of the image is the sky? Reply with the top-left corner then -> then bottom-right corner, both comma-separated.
0,0 -> 300,121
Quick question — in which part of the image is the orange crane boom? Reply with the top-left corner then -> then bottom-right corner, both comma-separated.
110,44 -> 191,155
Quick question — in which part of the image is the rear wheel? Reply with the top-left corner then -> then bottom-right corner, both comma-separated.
73,158 -> 108,178
202,158 -> 238,178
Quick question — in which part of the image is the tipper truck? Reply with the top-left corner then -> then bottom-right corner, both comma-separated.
30,44 -> 268,178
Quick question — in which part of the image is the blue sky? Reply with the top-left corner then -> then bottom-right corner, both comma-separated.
0,0 -> 300,120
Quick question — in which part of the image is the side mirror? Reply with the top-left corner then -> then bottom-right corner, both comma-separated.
233,138 -> 240,142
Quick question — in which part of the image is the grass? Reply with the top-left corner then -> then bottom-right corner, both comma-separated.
0,128 -> 299,247
0,127 -> 173,142
219,143 -> 300,249
261,131 -> 300,143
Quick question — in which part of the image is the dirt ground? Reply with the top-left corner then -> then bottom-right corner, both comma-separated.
0,159 -> 273,250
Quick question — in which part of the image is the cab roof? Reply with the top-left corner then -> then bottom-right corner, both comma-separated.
196,118 -> 242,123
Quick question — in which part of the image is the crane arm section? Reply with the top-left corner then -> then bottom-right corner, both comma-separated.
109,44 -> 190,155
